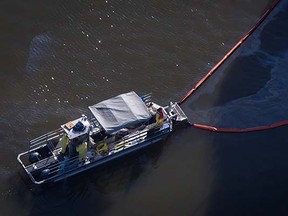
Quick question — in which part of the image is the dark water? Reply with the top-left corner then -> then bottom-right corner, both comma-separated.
1,0 -> 288,215
182,0 -> 288,129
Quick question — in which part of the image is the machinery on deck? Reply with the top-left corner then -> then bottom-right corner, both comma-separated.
17,91 -> 188,184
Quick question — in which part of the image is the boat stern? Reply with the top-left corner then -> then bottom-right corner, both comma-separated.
166,102 -> 189,128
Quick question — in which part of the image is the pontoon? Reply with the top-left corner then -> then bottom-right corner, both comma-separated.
17,91 -> 188,184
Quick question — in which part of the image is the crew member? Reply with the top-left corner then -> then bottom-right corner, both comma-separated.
76,142 -> 88,162
59,134 -> 69,154
156,107 -> 164,126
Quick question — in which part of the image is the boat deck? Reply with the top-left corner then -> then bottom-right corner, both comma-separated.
17,92 -> 188,184
18,121 -> 171,184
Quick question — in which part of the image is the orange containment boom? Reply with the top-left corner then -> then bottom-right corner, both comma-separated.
192,120 -> 288,133
179,0 -> 281,105
179,0 -> 284,133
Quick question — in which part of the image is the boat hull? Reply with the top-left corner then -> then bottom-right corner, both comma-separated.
17,93 -> 188,185
18,124 -> 171,184
53,132 -> 168,182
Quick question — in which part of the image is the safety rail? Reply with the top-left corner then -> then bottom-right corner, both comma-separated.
30,128 -> 63,143
22,122 -> 170,184
173,103 -> 188,121
30,128 -> 64,149
141,93 -> 152,105
27,125 -> 158,171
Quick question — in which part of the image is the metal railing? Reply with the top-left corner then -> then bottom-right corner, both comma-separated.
141,93 -> 152,105
30,128 -> 64,149
22,122 -> 170,183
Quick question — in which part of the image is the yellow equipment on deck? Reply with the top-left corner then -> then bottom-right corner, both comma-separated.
96,142 -> 108,154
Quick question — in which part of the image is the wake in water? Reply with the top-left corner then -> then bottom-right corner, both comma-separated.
26,33 -> 56,74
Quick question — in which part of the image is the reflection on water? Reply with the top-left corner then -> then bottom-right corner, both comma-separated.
103,129 -> 216,216
1,0 -> 288,215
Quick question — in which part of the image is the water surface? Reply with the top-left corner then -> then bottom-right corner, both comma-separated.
1,0 -> 288,215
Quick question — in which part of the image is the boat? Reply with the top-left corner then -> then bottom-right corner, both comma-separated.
17,91 -> 188,184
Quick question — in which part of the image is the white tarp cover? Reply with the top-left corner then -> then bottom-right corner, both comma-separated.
88,91 -> 151,134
